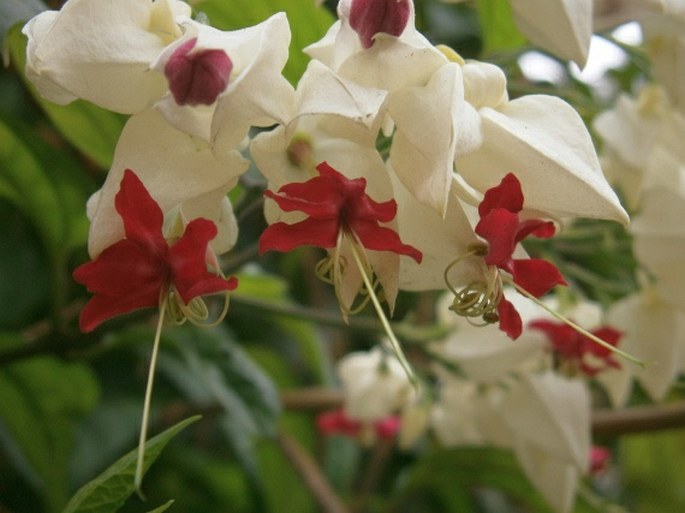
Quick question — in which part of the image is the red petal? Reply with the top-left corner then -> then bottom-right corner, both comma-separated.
374,416 -> 401,439
478,173 -> 524,218
78,286 -> 163,332
349,195 -> 397,223
317,409 -> 361,437
351,219 -> 422,262
497,297 -> 522,339
349,0 -> 411,48
259,217 -> 340,254
115,170 -> 167,256
509,258 -> 567,297
516,219 -> 556,243
587,327 -> 622,357
264,182 -> 342,218
73,239 -> 167,296
168,218 -> 236,304
475,208 -> 519,267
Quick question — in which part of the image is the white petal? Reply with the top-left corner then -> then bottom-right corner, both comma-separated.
642,11 -> 685,112
338,347 -> 412,422
389,63 -> 481,214
23,0 -> 189,113
337,34 -> 446,91
500,372 -> 591,472
431,379 -> 486,446
295,60 -> 387,131
607,289 -> 685,400
87,108 -> 246,257
152,13 -> 295,150
632,187 -> 685,309
512,437 -> 580,513
457,95 -> 629,224
212,13 -> 295,152
461,61 -> 508,109
433,321 -> 548,383
395,175 -> 482,291
593,91 -> 665,170
509,0 -> 592,66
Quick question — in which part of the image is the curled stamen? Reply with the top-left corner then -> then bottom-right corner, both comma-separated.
450,282 -> 499,321
162,287 -> 231,328
444,244 -> 503,325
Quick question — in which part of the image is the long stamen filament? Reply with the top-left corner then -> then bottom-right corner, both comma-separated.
135,299 -> 168,495
510,281 -> 646,369
443,247 -> 482,297
349,243 -> 417,387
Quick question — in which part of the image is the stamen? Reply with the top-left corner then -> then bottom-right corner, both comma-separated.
349,242 -> 417,387
166,287 -> 231,328
135,299 -> 168,495
509,281 -> 647,369
444,244 -> 502,325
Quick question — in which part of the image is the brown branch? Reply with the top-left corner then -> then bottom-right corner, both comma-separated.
281,388 -> 685,437
592,401 -> 685,437
277,430 -> 351,513
281,388 -> 344,411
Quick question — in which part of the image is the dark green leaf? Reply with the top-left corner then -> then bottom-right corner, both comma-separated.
156,325 -> 279,493
63,416 -> 200,513
0,358 -> 99,512
0,201 -> 50,328
145,500 -> 174,513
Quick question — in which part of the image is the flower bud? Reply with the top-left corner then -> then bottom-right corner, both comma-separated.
349,0 -> 411,49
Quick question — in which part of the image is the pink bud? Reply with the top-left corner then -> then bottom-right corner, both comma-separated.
164,38 -> 233,106
349,0 -> 410,49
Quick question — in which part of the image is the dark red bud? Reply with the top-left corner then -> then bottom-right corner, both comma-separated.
165,38 -> 233,106
349,0 -> 410,49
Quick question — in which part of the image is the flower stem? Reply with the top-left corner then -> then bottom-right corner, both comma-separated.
511,282 -> 646,369
349,244 -> 417,387
135,300 -> 167,495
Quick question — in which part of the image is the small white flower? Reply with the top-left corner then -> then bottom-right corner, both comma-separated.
337,347 -> 413,422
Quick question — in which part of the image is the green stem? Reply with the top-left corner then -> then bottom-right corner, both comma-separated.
349,244 -> 417,387
135,300 -> 167,495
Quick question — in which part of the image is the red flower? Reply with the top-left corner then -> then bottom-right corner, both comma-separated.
317,408 -> 401,440
73,169 -> 237,332
259,161 -> 422,263
475,173 -> 566,339
349,0 -> 411,49
530,319 -> 622,376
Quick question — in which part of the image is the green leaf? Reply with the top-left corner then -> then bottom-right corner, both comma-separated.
6,25 -> 125,169
194,0 -> 334,84
0,111 -> 92,250
63,416 -> 200,513
146,500 -> 174,513
0,200 -> 50,328
0,358 -> 99,512
476,0 -> 526,56
155,325 -> 279,494
232,272 -> 331,384
0,0 -> 45,43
